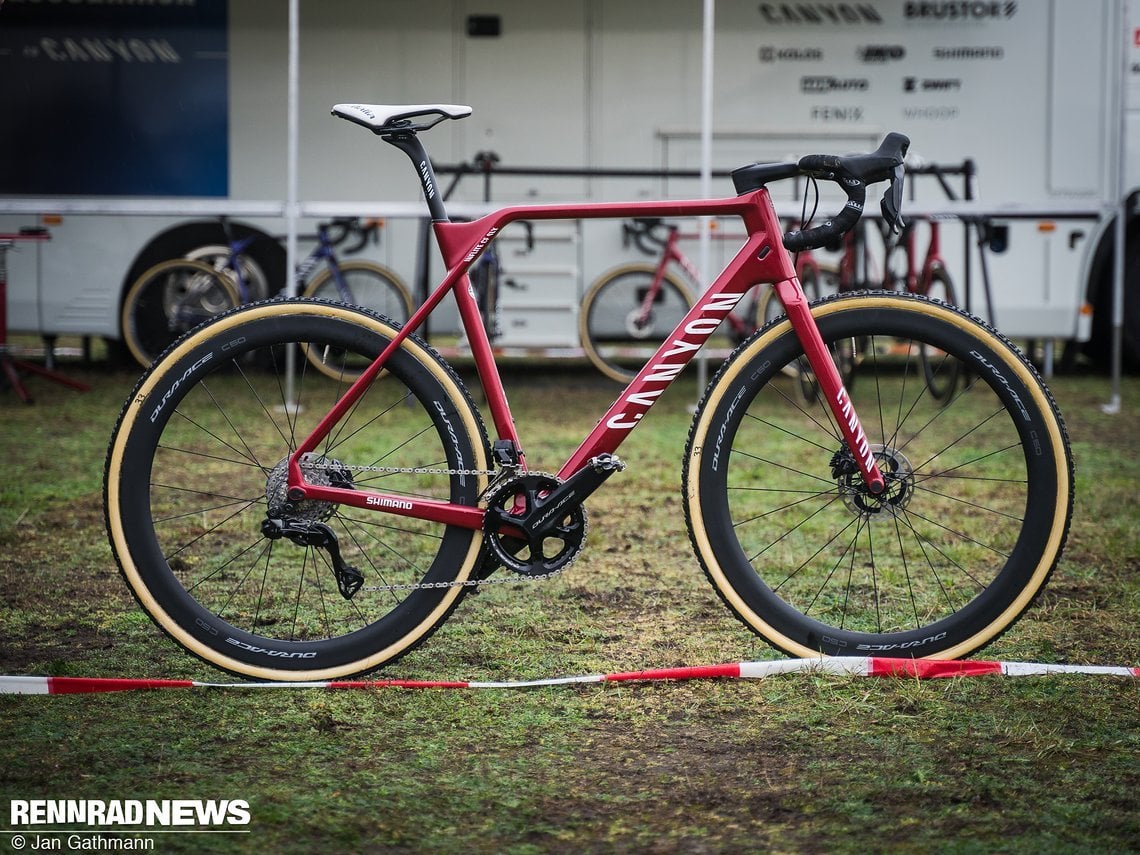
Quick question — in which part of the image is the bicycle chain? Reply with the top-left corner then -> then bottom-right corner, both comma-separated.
290,459 -> 576,592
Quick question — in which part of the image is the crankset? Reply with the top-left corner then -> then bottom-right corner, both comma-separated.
482,454 -> 625,577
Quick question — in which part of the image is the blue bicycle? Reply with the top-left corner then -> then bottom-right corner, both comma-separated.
121,217 -> 413,377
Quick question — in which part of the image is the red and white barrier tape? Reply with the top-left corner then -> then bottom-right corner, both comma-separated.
2,657 -> 1136,695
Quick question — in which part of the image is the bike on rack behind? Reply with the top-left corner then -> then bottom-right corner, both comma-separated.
580,217 -> 823,383
120,217 -> 414,375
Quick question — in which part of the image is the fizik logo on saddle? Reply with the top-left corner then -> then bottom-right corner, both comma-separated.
606,292 -> 745,430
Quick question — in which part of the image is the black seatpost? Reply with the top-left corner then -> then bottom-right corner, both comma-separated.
383,131 -> 449,222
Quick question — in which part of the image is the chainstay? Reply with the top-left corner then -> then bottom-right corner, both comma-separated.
299,460 -> 581,591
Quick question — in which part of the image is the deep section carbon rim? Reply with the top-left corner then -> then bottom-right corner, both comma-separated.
687,293 -> 1071,658
106,300 -> 487,678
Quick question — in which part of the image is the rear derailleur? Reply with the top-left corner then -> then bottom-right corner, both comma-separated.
260,517 -> 364,601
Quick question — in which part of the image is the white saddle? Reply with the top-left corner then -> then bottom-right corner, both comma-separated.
331,103 -> 472,133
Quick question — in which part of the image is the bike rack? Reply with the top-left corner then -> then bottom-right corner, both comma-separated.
0,231 -> 91,403
429,156 -> 998,337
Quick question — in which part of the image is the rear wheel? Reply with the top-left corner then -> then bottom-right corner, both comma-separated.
685,291 -> 1073,659
121,259 -> 240,368
580,264 -> 693,383
105,299 -> 490,680
185,244 -> 271,302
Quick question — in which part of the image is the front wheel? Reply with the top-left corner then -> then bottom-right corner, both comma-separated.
684,291 -> 1073,660
579,264 -> 693,383
104,299 -> 490,680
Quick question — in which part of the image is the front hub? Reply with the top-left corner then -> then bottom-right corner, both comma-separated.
831,443 -> 915,519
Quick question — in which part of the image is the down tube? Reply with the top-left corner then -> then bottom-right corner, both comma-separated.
559,234 -> 775,479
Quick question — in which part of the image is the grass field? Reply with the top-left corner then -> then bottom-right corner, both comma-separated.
1,353 -> 1137,854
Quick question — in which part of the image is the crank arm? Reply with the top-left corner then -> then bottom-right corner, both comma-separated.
485,454 -> 624,537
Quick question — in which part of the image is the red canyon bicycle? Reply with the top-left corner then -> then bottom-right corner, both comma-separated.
104,104 -> 1073,681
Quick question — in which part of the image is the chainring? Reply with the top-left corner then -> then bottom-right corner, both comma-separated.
483,473 -> 587,577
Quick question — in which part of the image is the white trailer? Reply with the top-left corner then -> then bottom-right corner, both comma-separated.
0,0 -> 1135,368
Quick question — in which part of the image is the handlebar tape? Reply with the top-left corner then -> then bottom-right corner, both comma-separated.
782,133 -> 909,253
783,181 -> 865,253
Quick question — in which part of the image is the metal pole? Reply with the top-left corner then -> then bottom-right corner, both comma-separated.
286,0 -> 300,297
696,0 -> 715,398
284,0 -> 301,409
1103,0 -> 1129,415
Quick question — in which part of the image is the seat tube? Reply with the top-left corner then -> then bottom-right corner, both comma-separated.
775,277 -> 885,494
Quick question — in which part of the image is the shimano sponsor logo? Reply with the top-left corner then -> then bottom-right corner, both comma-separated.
904,77 -> 962,92
366,495 -> 414,510
801,76 -> 869,93
149,352 -> 214,423
905,1 -> 1017,21
758,3 -> 883,25
225,638 -> 318,659
933,45 -> 1004,60
759,45 -> 824,62
858,45 -> 905,63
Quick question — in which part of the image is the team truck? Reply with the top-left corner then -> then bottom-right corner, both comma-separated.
0,0 -> 1136,368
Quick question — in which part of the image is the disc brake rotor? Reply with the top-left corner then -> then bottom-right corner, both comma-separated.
831,443 -> 915,519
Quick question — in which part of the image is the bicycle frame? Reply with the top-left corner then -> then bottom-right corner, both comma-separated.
287,141 -> 887,530
294,225 -> 352,299
222,221 -> 355,301
217,230 -> 260,302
